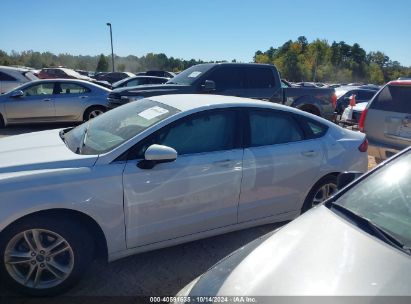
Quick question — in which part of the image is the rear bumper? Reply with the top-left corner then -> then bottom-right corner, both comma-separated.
368,138 -> 405,160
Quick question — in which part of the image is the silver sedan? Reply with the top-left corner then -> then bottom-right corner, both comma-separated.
0,79 -> 111,127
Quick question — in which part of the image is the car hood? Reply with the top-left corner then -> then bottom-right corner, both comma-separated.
189,206 -> 411,296
0,129 -> 98,174
112,83 -> 190,95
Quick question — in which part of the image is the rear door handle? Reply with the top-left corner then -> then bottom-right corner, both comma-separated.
42,98 -> 52,102
79,96 -> 88,99
301,150 -> 318,157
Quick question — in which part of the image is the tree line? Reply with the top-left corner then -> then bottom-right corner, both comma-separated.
1,36 -> 410,84
254,36 -> 411,84
0,50 -> 206,74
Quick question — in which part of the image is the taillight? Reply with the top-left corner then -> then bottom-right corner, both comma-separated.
359,108 -> 368,132
358,138 -> 368,152
331,94 -> 337,109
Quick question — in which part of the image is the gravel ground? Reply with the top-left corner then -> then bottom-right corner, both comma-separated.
0,124 -> 377,297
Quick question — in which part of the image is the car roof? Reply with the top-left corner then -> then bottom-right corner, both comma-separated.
149,94 -> 333,125
0,65 -> 30,72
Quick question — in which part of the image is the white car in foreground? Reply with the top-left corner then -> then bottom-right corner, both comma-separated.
0,94 -> 368,295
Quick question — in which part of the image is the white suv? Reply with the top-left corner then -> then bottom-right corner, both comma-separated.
0,66 -> 38,93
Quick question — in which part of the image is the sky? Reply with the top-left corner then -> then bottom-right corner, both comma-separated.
1,0 -> 410,66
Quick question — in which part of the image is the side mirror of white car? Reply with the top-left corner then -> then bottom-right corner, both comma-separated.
138,144 -> 177,169
10,90 -> 24,98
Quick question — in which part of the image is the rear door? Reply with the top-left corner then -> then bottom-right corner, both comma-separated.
365,83 -> 411,153
238,109 -> 324,222
54,82 -> 91,121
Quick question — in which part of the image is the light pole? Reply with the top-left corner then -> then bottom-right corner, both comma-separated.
106,22 -> 115,72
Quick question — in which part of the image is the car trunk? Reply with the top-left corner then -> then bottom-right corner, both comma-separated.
364,83 -> 411,154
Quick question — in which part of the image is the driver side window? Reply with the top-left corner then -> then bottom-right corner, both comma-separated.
23,83 -> 55,96
130,110 -> 238,159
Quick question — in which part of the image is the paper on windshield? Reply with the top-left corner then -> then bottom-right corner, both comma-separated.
138,106 -> 169,120
188,71 -> 202,78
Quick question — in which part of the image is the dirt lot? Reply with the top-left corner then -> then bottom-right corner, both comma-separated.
0,124 -> 377,296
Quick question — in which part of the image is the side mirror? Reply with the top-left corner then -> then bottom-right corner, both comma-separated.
10,90 -> 24,98
337,172 -> 363,190
137,144 -> 177,169
201,80 -> 216,92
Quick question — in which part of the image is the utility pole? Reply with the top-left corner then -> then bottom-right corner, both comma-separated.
106,22 -> 115,72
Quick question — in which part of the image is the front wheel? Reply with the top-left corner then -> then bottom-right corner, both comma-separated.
0,216 -> 93,296
301,175 -> 338,213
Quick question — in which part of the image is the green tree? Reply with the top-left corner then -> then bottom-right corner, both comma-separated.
96,54 -> 109,72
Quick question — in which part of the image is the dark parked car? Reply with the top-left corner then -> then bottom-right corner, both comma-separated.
93,72 -> 135,84
109,63 -> 337,120
136,70 -> 175,78
360,80 -> 411,163
112,76 -> 169,89
335,86 -> 378,114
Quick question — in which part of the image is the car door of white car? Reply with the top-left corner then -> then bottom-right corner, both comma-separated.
123,109 -> 243,248
4,82 -> 55,122
238,109 -> 325,222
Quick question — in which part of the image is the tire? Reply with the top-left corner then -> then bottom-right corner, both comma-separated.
83,106 -> 106,121
0,215 -> 94,296
301,175 -> 338,213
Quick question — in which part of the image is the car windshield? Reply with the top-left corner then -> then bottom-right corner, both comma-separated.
64,99 -> 180,155
166,64 -> 212,85
333,151 -> 411,249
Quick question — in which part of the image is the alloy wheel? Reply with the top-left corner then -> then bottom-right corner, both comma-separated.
312,183 -> 337,207
4,229 -> 74,289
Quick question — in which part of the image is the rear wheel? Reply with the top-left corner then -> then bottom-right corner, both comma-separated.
301,175 -> 338,213
83,106 -> 105,121
299,105 -> 321,117
0,216 -> 94,296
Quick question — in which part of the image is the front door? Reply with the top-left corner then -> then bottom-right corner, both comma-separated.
5,82 -> 55,122
123,109 -> 243,248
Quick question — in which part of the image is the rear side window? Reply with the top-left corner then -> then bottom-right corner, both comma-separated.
0,71 -> 17,81
293,115 -> 329,139
245,67 -> 276,89
370,85 -> 411,114
249,110 -> 304,147
356,90 -> 375,100
59,83 -> 90,94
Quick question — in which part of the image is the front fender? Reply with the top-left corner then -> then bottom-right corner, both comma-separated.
0,164 -> 127,256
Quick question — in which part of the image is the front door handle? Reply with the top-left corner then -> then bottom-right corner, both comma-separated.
79,96 -> 88,99
301,150 -> 318,157
42,98 -> 52,102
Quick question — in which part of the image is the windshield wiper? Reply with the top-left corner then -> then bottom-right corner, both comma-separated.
328,201 -> 411,255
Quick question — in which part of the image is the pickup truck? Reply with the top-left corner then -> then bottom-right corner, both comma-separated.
108,63 -> 337,120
